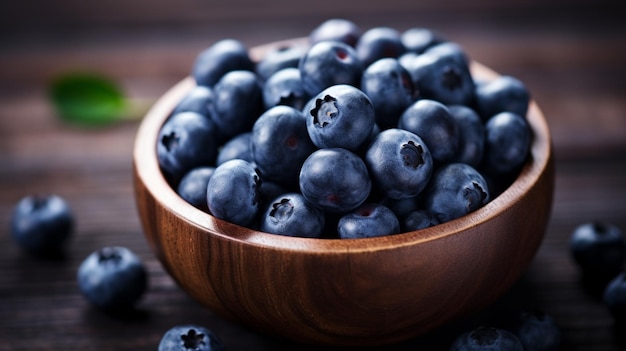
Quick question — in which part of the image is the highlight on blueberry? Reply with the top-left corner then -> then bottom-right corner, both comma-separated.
158,325 -> 225,351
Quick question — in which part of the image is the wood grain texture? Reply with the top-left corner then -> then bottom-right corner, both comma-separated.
131,39 -> 554,347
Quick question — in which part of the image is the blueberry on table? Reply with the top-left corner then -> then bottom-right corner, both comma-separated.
77,246 -> 148,311
338,203 -> 400,239
398,99 -> 460,164
512,310 -> 561,351
177,166 -> 215,211
482,111 -> 532,176
299,40 -> 363,96
299,148 -> 371,214
10,194 -> 73,256
474,75 -> 530,121
355,26 -> 406,68
192,38 -> 254,87
305,84 -> 376,152
603,271 -> 626,321
157,111 -> 219,184
260,193 -> 325,238
570,222 -> 626,280
360,57 -> 415,130
450,326 -> 524,351
206,159 -> 262,227
158,325 -> 224,351
309,18 -> 362,48
424,163 -> 490,223
251,105 -> 317,186
365,128 -> 434,200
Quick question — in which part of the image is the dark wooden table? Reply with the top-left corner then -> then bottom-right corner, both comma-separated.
2,3 -> 626,350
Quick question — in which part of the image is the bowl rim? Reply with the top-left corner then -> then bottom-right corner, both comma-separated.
133,37 -> 552,254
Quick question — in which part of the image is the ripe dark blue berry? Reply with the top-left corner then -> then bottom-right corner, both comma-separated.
256,45 -> 305,81
402,209 -> 440,231
309,18 -> 362,47
262,67 -> 310,110
260,193 -> 325,238
177,167 -> 215,211
192,39 -> 254,87
448,105 -> 485,168
77,246 -> 148,311
172,85 -> 215,117
475,75 -> 530,121
512,310 -> 561,351
299,40 -> 363,96
215,131 -> 253,166
158,325 -> 224,351
401,27 -> 446,54
482,111 -> 531,175
450,326 -> 524,351
10,194 -> 73,256
338,203 -> 400,239
570,222 -> 626,280
603,271 -> 626,321
355,26 -> 406,68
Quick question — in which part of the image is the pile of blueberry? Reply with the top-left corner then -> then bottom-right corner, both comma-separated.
158,18 -> 533,239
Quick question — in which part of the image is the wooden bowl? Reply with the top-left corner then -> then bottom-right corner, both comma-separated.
132,38 -> 554,347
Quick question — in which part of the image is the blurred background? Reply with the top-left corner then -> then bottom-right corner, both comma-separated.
1,1 -> 626,350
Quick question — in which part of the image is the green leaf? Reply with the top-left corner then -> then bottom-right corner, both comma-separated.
49,72 -> 128,126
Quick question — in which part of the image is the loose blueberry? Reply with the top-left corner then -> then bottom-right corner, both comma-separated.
448,105 -> 485,167
262,67 -> 310,110
299,40 -> 363,96
256,45 -> 306,81
365,128 -> 434,199
251,105 -> 317,186
157,111 -> 219,184
450,326 -> 524,351
512,310 -> 561,351
355,26 -> 406,68
360,57 -> 416,129
482,111 -> 532,175
158,325 -> 224,351
192,39 -> 254,87
570,222 -> 626,282
305,84 -> 375,151
10,194 -> 73,256
338,203 -> 400,239
603,271 -> 626,321
424,163 -> 490,223
299,148 -> 371,214
216,131 -> 254,166
77,246 -> 148,311
177,167 -> 215,211
309,18 -> 362,47
475,75 -> 530,121
260,193 -> 325,238
206,159 -> 262,227
398,99 -> 460,164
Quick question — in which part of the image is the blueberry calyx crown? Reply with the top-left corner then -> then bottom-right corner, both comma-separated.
269,198 -> 294,221
400,141 -> 424,168
470,327 -> 499,345
181,329 -> 205,349
97,247 -> 122,264
311,95 -> 338,127
161,132 -> 179,152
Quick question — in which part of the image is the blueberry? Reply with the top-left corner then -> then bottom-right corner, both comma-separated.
305,84 -> 375,152
402,209 -> 440,231
403,43 -> 474,105
475,75 -> 530,121
157,111 -> 219,184
262,67 -> 310,110
603,271 -> 626,321
177,167 -> 215,211
355,26 -> 406,68
216,131 -> 254,166
398,99 -> 460,164
10,194 -> 73,256
211,70 -> 264,140
360,58 -> 416,130
448,105 -> 485,168
570,222 -> 626,281
158,325 -> 224,351
299,148 -> 371,214
260,192 -> 325,238
299,40 -> 363,96
379,196 -> 423,221
401,27 -> 446,54
338,203 -> 400,239
192,39 -> 254,87
512,310 -> 561,351
365,128 -> 434,199
206,159 -> 262,227
450,326 -> 524,351
256,45 -> 306,81
482,111 -> 531,175
251,105 -> 317,186
77,246 -> 148,311
424,163 -> 490,223
309,18 -> 362,47
171,85 -> 215,117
